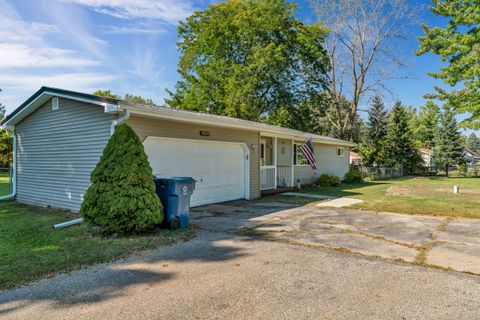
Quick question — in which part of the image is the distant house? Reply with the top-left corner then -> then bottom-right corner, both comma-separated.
418,148 -> 434,167
464,148 -> 480,167
350,151 -> 362,165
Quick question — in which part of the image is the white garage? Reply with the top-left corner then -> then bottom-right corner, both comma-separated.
143,137 -> 250,207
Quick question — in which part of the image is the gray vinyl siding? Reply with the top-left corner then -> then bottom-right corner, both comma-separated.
294,143 -> 350,185
276,138 -> 292,166
15,98 -> 114,212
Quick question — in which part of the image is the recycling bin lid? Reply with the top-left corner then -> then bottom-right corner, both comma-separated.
171,177 -> 196,182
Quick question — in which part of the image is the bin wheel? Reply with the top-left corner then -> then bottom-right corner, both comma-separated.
169,217 -> 180,230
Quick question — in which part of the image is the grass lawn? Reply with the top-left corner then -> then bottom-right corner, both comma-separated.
269,176 -> 480,219
0,171 -> 10,197
0,201 -> 196,290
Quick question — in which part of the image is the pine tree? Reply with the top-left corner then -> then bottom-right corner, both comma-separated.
359,95 -> 388,166
433,109 -> 464,177
466,133 -> 480,154
415,101 -> 441,148
80,124 -> 163,234
382,101 -> 421,173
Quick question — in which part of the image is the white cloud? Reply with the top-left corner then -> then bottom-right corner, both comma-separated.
0,72 -> 116,109
0,44 -> 99,68
59,0 -> 195,24
104,24 -> 167,35
0,0 -> 114,111
0,72 -> 116,90
0,0 -> 103,69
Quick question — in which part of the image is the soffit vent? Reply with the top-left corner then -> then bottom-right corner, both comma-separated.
52,97 -> 59,111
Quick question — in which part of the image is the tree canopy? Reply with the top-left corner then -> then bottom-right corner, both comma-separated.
166,0 -> 330,121
417,0 -> 480,129
93,90 -> 156,106
310,0 -> 419,140
0,89 -> 12,167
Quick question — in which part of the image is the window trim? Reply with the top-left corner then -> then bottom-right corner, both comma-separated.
293,144 -> 310,166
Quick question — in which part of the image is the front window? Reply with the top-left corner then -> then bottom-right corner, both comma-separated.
337,147 -> 345,157
294,144 -> 309,165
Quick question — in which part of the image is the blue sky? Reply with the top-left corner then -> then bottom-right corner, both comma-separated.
0,0 -> 475,134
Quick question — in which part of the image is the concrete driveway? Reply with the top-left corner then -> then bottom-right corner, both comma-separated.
1,201 -> 480,319
192,201 -> 480,274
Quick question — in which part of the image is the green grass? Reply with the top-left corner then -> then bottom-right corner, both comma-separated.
0,171 -> 10,196
0,201 -> 196,290
274,176 -> 480,219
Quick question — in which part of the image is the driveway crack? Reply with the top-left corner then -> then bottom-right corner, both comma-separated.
414,218 -> 452,265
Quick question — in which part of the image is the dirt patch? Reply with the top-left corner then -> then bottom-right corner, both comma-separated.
387,186 -> 480,201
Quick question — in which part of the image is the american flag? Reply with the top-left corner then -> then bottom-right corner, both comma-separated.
300,137 -> 317,174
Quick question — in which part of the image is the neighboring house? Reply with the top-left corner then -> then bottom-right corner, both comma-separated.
418,148 -> 434,167
1,87 -> 354,212
464,148 -> 480,167
349,151 -> 361,165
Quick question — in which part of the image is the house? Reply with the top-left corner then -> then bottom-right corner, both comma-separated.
1,87 -> 354,212
418,148 -> 434,167
464,148 -> 480,167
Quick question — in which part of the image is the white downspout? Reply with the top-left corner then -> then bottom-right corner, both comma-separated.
0,129 -> 16,201
110,109 -> 130,136
54,109 -> 131,229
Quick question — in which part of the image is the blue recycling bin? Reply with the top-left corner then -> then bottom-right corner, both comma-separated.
153,176 -> 195,229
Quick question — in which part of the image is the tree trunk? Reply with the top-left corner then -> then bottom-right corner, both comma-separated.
445,164 -> 449,177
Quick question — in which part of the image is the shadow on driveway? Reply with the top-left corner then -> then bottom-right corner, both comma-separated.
0,200 -> 297,313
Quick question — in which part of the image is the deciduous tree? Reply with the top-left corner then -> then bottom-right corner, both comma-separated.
166,0 -> 330,121
0,89 -> 12,167
93,90 -> 156,106
310,0 -> 419,140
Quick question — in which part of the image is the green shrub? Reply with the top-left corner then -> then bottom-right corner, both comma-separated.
343,168 -> 363,183
317,174 -> 341,187
80,124 -> 163,234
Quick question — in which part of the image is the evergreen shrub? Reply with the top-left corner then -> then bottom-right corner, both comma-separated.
317,174 -> 341,187
80,124 -> 163,234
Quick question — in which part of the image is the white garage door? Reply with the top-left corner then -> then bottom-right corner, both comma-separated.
143,137 -> 249,207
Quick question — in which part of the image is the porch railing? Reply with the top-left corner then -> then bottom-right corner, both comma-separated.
260,165 -> 276,190
277,165 -> 292,187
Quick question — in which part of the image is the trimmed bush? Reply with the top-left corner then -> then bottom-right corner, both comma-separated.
80,124 -> 163,234
343,168 -> 363,183
317,174 -> 341,187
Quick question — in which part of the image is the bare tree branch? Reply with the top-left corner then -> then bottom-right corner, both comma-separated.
310,0 -> 421,140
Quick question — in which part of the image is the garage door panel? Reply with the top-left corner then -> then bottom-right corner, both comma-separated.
143,137 -> 247,206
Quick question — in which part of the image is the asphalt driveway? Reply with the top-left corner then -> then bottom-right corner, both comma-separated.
1,201 -> 480,319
